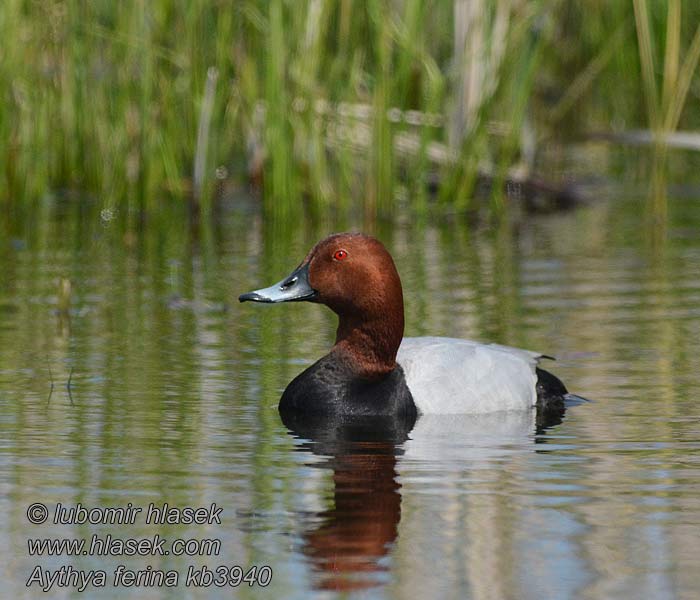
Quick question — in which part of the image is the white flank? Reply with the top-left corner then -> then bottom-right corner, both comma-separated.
397,337 -> 542,414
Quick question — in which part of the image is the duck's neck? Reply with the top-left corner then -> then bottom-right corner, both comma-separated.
332,310 -> 404,380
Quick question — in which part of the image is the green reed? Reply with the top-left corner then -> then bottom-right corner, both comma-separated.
1,1 -> 699,232
632,0 -> 700,225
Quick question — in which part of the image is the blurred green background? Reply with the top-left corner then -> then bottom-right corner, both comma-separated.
2,0 -> 700,233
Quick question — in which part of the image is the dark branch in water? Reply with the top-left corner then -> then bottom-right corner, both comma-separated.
45,355 -> 75,405
46,357 -> 54,404
66,367 -> 74,405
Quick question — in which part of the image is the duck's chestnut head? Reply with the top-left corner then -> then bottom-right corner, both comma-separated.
239,232 -> 403,321
240,233 -> 405,374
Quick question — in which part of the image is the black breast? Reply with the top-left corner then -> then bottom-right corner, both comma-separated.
279,353 -> 417,422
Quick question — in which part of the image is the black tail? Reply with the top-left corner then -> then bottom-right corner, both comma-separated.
535,367 -> 567,429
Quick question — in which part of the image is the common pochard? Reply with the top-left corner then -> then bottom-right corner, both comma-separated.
240,232 -> 575,420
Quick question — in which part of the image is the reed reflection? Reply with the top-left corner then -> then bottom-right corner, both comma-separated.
280,411 -> 414,591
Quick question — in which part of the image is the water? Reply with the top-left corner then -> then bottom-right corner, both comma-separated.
1,192 -> 700,599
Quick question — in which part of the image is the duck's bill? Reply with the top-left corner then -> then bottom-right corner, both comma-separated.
239,263 -> 317,303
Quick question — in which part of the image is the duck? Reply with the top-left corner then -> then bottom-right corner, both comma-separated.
239,232 -> 575,420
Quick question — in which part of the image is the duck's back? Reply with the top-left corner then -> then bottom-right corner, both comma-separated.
397,337 -> 541,414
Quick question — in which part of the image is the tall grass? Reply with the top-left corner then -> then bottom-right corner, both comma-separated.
633,0 -> 700,136
1,0 -> 699,231
631,0 -> 700,224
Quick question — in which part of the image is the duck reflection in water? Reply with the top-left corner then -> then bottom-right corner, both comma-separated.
280,410 -> 414,591
280,404 -> 568,591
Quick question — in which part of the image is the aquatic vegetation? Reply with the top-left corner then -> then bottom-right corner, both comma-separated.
1,0 -> 699,230
632,0 -> 700,223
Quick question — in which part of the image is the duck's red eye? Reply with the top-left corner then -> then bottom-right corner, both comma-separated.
333,249 -> 348,261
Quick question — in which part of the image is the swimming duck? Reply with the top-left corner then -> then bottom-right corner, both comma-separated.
240,232 -> 573,419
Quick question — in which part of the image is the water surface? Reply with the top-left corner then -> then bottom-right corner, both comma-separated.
1,192 -> 700,598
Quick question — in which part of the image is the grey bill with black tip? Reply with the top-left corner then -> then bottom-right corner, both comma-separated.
238,263 -> 317,303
